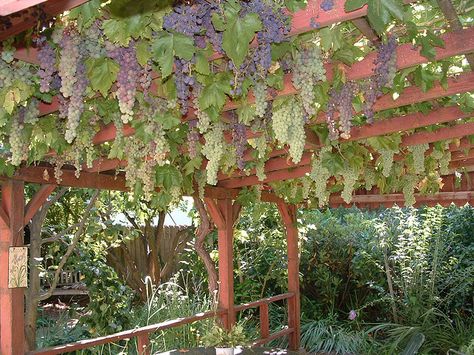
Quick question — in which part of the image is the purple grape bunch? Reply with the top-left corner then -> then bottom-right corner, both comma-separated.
35,35 -> 56,93
163,0 -> 223,53
320,0 -> 335,11
243,0 -> 290,72
187,119 -> 200,159
175,58 -> 196,114
231,117 -> 247,170
107,42 -> 140,123
363,35 -> 397,123
326,81 -> 358,140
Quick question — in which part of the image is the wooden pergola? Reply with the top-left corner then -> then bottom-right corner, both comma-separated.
1,0 -> 474,354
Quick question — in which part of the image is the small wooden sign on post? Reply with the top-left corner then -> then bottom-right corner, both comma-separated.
8,246 -> 28,288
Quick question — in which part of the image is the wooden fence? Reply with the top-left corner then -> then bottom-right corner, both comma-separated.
28,292 -> 296,355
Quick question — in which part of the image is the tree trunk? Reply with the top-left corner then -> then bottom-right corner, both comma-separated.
193,197 -> 218,297
25,215 -> 43,350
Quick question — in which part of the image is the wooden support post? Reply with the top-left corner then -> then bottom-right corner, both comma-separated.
136,334 -> 150,355
276,203 -> 301,351
0,180 -> 25,355
259,303 -> 270,339
204,198 -> 241,330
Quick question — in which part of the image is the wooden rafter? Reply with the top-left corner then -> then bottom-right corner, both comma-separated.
34,27 -> 474,120
0,0 -> 47,16
218,122 -> 474,188
23,183 -> 56,226
0,0 -> 89,41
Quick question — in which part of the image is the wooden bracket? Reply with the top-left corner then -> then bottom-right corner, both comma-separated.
0,206 -> 10,229
276,202 -> 297,228
204,198 -> 241,230
24,184 -> 56,227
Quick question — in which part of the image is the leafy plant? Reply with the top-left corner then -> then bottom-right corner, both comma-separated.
202,323 -> 248,348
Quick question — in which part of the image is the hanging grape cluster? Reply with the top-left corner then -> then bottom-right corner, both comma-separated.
272,98 -> 306,163
56,27 -> 80,98
292,45 -> 326,117
243,0 -> 290,73
408,143 -> 429,174
231,118 -> 247,170
107,42 -> 140,123
254,80 -> 268,118
9,114 -> 26,166
309,148 -> 332,206
402,174 -> 418,206
202,122 -> 226,185
363,36 -> 397,123
379,149 -> 396,177
340,165 -> 359,204
36,36 -> 56,93
326,81 -> 358,140
65,62 -> 88,143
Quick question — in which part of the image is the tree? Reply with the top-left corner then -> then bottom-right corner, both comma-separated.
24,187 -> 100,350
103,195 -> 193,301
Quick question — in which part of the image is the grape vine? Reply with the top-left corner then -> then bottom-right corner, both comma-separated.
272,98 -> 306,163
292,45 -> 326,117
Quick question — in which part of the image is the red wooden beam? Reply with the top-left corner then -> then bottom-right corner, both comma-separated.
14,167 -> 129,191
401,122 -> 474,147
0,0 -> 47,16
221,105 -> 470,181
0,0 -> 89,40
451,149 -> 474,162
329,191 -> 474,205
205,198 -> 240,330
219,122 -> 474,188
23,184 -> 56,226
276,203 -> 300,351
0,179 -> 25,355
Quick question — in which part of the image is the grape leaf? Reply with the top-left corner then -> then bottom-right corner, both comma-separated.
367,0 -> 391,34
211,13 -> 226,31
135,41 -> 152,67
86,57 -> 120,97
199,72 -> 232,110
68,0 -> 102,30
173,33 -> 195,60
195,52 -> 210,75
222,13 -> 262,68
155,165 -> 181,189
154,112 -> 181,130
152,32 -> 195,77
383,0 -> 404,20
344,0 -> 367,12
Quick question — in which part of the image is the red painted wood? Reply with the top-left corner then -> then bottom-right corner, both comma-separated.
251,328 -> 294,347
24,184 -> 56,226
451,149 -> 474,162
217,199 -> 237,329
0,0 -> 47,16
219,121 -> 474,188
276,203 -> 300,351
29,309 -> 224,355
259,303 -> 270,339
15,167 -> 129,191
401,122 -> 474,147
0,206 -> 10,230
330,191 -> 473,204
233,292 -> 294,312
0,0 -> 89,40
83,158 -> 127,173
0,180 -> 25,355
221,105 -> 469,181
450,157 -> 474,170
136,334 -> 151,355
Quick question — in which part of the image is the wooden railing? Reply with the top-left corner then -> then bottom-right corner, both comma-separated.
29,292 -> 295,355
